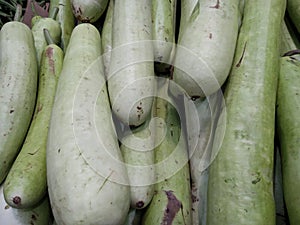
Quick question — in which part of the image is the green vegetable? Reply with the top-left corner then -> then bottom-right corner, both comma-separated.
152,0 -> 176,74
31,7 -> 61,67
206,0 -> 286,224
71,0 -> 109,23
108,0 -> 155,126
184,90 -> 223,225
171,0 -> 241,98
0,21 -> 38,184
120,118 -> 155,209
0,184 -> 51,225
3,29 -> 64,209
47,23 -> 130,225
49,0 -> 76,51
277,56 -> 300,225
142,79 -> 192,225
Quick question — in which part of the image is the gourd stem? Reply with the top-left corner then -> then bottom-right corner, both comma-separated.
14,4 -> 23,22
44,28 -> 55,45
49,7 -> 59,20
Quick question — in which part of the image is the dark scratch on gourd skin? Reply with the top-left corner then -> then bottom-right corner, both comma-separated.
97,170 -> 113,193
236,42 -> 247,67
28,148 -> 40,155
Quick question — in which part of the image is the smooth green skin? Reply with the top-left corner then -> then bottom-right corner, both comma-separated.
0,185 -> 51,225
287,0 -> 300,34
49,0 -> 76,51
108,0 -> 155,126
121,120 -> 155,209
3,44 -> 64,209
0,22 -> 38,184
142,89 -> 192,225
47,23 -> 130,225
71,0 -> 109,23
31,16 -> 61,68
101,0 -> 113,77
277,56 -> 300,225
172,0 -> 241,98
152,0 -> 176,73
206,0 -> 286,224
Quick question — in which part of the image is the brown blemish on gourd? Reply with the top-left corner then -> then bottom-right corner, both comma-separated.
12,196 -> 21,206
210,0 -> 220,9
136,102 -> 144,121
36,103 -> 43,114
162,190 -> 184,225
136,201 -> 145,208
72,5 -> 94,23
45,47 -> 55,74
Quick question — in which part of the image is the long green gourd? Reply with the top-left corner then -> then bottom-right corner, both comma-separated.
120,119 -> 155,209
0,20 -> 38,184
171,0 -> 242,98
46,23 -> 130,225
206,0 -> 286,224
142,79 -> 192,225
152,0 -> 176,74
185,90 -> 224,225
3,29 -> 64,209
277,56 -> 300,225
108,0 -> 155,127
